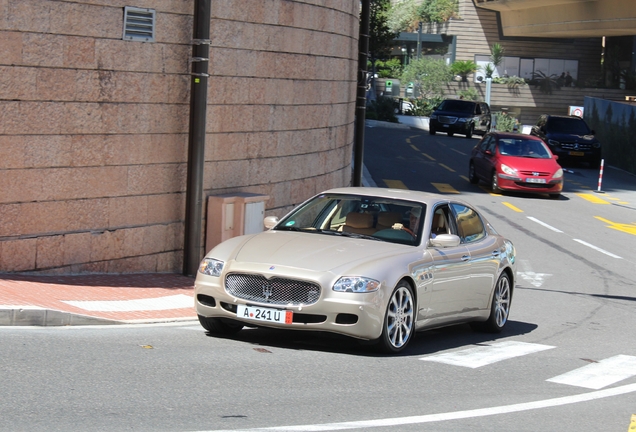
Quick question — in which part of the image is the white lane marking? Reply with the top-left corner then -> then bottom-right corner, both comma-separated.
62,294 -> 194,312
572,239 -> 623,259
517,271 -> 551,288
202,384 -> 636,431
527,216 -> 563,233
547,355 -> 636,389
419,341 -> 555,368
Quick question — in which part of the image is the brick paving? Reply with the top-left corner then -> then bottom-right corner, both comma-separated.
0,273 -> 197,325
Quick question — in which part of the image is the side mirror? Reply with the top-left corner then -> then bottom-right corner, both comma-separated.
553,154 -> 559,160
429,234 -> 461,248
264,216 -> 279,230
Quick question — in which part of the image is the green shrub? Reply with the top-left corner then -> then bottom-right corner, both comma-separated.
493,111 -> 519,132
366,96 -> 398,122
457,88 -> 480,101
405,96 -> 444,117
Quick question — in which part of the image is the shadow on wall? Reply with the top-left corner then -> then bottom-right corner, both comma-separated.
585,96 -> 636,176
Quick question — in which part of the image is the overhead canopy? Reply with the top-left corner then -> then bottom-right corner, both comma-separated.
474,0 -> 636,38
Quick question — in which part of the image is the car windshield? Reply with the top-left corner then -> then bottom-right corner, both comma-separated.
498,138 -> 552,158
437,100 -> 474,114
547,117 -> 591,135
275,194 -> 426,246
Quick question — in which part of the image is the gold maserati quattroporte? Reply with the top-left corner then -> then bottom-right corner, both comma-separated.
195,187 -> 516,353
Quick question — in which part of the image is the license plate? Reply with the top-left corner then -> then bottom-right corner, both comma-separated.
237,305 -> 293,324
569,151 -> 585,156
525,178 -> 546,184
442,124 -> 449,128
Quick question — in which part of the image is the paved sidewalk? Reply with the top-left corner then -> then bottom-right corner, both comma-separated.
0,273 -> 197,326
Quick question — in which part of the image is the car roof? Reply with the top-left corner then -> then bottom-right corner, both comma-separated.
489,132 -> 544,140
320,187 -> 466,208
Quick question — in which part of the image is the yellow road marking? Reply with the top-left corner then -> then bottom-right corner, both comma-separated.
422,153 -> 436,161
576,193 -> 610,204
406,138 -> 412,144
410,144 -> 418,151
438,163 -> 456,173
432,183 -> 460,194
384,179 -> 408,189
459,175 -> 469,182
594,216 -> 636,236
503,202 -> 524,212
480,185 -> 501,195
629,414 -> 636,431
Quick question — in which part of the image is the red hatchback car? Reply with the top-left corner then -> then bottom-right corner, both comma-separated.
469,132 -> 564,199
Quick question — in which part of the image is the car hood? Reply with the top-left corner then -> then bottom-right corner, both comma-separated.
230,230 -> 413,273
546,132 -> 598,143
499,155 -> 561,172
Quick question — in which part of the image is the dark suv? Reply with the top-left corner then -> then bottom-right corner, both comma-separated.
429,99 -> 491,139
530,115 -> 602,167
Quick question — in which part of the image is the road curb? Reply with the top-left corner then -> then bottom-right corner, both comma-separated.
0,306 -> 119,326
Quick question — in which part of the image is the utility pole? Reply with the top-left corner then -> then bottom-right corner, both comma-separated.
183,0 -> 211,277
417,22 -> 422,60
353,0 -> 370,187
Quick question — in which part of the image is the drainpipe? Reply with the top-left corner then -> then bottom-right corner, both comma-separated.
353,0 -> 370,187
183,0 -> 211,277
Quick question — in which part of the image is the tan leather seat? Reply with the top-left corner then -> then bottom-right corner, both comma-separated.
376,212 -> 402,231
343,212 -> 376,235
431,212 -> 448,236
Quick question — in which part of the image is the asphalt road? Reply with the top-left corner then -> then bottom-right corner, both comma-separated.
1,125 -> 635,432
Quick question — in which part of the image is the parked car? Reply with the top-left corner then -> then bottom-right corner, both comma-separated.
469,132 -> 564,199
429,99 -> 491,138
195,187 -> 516,354
530,114 -> 602,168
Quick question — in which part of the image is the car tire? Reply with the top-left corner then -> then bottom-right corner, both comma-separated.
198,315 -> 244,334
429,127 -> 436,135
471,272 -> 511,333
466,124 -> 473,139
468,162 -> 479,184
491,171 -> 501,193
377,281 -> 415,354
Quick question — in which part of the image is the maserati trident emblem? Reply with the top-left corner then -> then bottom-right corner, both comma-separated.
262,282 -> 273,300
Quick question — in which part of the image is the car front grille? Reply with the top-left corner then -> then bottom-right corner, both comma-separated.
438,116 -> 458,124
560,142 -> 592,151
519,170 -> 550,177
225,273 -> 321,306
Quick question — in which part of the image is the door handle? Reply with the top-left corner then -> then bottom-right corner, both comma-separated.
461,255 -> 470,261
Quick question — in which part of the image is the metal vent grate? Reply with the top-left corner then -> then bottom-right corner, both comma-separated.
123,7 -> 155,42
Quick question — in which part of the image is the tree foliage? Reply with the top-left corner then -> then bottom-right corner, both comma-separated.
450,60 -> 478,81
401,57 -> 453,99
388,0 -> 458,32
369,0 -> 397,61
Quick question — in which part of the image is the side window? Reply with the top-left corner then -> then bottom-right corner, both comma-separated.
475,104 -> 481,115
450,203 -> 486,244
478,135 -> 492,151
481,103 -> 490,115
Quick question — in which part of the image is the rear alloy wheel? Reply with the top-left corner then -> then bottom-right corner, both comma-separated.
198,315 -> 244,335
472,272 -> 511,333
491,171 -> 501,193
468,162 -> 479,184
377,281 -> 415,354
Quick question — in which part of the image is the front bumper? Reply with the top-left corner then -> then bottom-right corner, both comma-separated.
497,174 -> 563,194
195,276 -> 387,341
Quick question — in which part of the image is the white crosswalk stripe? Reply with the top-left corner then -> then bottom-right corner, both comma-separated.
420,341 -> 555,368
546,355 -> 636,389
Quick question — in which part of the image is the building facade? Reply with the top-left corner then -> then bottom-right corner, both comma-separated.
0,0 -> 360,274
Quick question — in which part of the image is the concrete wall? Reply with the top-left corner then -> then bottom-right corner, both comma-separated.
0,0 -> 359,274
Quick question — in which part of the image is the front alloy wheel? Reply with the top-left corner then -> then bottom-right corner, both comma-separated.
491,171 -> 501,193
468,162 -> 479,184
378,281 -> 415,353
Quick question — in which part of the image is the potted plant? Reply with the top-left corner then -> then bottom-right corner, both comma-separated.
451,60 -> 478,82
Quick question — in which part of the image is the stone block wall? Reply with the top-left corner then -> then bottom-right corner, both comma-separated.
0,0 -> 359,273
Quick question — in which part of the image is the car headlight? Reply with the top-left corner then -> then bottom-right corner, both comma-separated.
500,163 -> 517,176
333,277 -> 380,293
553,168 -> 563,179
199,258 -> 224,276
548,139 -> 560,146
457,118 -> 468,123
592,142 -> 601,149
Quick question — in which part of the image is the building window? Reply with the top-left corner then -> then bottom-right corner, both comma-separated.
123,7 -> 156,42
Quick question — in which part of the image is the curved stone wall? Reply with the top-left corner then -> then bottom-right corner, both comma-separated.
0,0 -> 359,273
